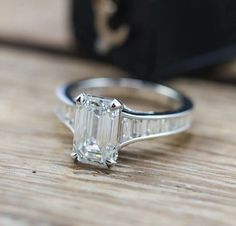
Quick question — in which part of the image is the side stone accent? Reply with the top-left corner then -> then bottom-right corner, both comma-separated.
120,114 -> 192,145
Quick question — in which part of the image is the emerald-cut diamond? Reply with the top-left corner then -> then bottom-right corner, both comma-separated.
73,93 -> 122,167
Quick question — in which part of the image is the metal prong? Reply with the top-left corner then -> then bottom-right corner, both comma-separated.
70,152 -> 78,160
75,93 -> 86,105
105,159 -> 116,168
110,99 -> 122,110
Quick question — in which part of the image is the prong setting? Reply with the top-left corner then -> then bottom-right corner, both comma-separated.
75,93 -> 86,105
111,99 -> 122,110
105,159 -> 116,168
70,152 -> 78,160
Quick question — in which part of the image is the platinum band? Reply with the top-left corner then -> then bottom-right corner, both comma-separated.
56,77 -> 193,167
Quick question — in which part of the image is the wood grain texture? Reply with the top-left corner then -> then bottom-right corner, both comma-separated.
0,47 -> 236,226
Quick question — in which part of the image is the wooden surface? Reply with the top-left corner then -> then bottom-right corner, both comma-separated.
1,47 -> 236,226
1,1 -> 236,226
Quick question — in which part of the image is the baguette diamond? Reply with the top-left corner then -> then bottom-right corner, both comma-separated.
73,94 -> 122,167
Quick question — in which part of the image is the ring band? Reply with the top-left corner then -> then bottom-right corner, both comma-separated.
56,78 -> 193,167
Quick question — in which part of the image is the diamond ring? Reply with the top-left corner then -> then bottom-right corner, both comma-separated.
56,78 -> 193,167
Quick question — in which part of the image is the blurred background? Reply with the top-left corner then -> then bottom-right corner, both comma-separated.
0,0 -> 235,82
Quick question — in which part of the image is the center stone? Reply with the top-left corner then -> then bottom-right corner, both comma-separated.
73,93 -> 122,167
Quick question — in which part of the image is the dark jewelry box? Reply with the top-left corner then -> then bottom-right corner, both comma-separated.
72,0 -> 236,81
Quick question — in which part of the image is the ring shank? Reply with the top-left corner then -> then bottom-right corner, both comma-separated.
56,78 -> 193,146
66,78 -> 193,114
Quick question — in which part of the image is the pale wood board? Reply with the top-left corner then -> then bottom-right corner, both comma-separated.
0,47 -> 236,226
0,0 -> 72,49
